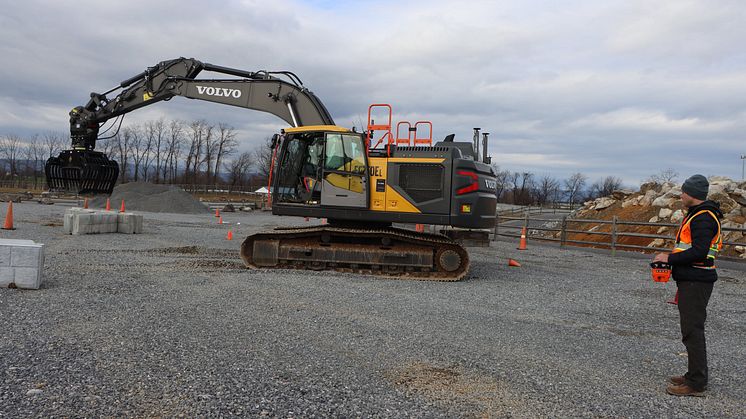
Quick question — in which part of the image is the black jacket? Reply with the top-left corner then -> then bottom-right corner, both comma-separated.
668,200 -> 723,283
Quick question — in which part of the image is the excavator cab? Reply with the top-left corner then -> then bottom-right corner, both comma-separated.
272,126 -> 368,209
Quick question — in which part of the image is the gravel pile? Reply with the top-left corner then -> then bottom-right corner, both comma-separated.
90,182 -> 210,214
1,204 -> 745,417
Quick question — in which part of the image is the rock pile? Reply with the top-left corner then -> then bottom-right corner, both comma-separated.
571,177 -> 746,258
90,182 -> 211,214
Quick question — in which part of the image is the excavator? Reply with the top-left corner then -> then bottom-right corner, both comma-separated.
45,57 -> 497,281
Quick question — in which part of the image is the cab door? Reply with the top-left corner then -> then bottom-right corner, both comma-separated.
320,133 -> 368,208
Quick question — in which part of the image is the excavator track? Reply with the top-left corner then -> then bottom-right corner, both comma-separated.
240,226 -> 470,281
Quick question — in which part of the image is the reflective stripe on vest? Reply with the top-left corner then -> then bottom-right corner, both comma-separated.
672,209 -> 722,269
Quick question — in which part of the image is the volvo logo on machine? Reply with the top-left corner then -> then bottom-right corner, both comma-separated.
485,179 -> 497,190
195,86 -> 242,98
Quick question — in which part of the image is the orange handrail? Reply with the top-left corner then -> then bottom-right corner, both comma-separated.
413,121 -> 433,146
366,104 -> 393,150
395,121 -> 412,146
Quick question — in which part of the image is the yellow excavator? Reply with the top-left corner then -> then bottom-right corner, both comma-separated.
46,58 -> 497,280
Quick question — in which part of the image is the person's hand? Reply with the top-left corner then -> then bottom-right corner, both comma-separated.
652,253 -> 669,263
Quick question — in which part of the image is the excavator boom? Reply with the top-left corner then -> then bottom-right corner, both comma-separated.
47,57 -> 333,194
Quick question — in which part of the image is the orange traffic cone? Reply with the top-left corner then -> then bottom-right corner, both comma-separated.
416,224 -> 425,233
215,208 -> 220,218
667,290 -> 679,305
218,216 -> 223,224
508,258 -> 521,267
83,198 -> 89,209
226,230 -> 233,240
517,227 -> 527,250
120,199 -> 126,213
2,202 -> 15,230
105,198 -> 111,211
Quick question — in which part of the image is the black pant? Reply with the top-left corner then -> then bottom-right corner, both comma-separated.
677,280 -> 714,391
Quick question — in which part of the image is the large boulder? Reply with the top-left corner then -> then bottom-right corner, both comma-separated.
659,208 -> 673,219
653,195 -> 675,207
729,189 -> 746,207
639,190 -> 658,206
640,182 -> 662,194
666,186 -> 682,198
660,182 -> 676,195
612,190 -> 634,200
709,192 -> 737,214
722,221 -> 744,242
594,197 -> 616,210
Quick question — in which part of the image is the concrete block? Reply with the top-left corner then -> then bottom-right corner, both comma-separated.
13,267 -> 41,289
117,213 -> 143,234
63,209 -> 144,235
11,246 -> 43,268
0,246 -> 10,266
0,267 -> 13,287
72,213 -> 94,235
64,213 -> 73,234
0,239 -> 44,289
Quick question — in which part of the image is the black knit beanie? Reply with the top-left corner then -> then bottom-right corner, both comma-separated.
681,174 -> 709,201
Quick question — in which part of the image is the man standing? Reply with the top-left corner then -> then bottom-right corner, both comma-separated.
653,174 -> 723,397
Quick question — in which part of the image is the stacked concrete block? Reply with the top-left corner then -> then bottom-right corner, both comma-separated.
64,208 -> 144,235
0,239 -> 45,289
117,212 -> 143,234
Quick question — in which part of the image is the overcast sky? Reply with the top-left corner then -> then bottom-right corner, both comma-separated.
1,0 -> 744,186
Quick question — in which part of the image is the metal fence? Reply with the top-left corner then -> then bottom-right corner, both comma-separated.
494,210 -> 746,261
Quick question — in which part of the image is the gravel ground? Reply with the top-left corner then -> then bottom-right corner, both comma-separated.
1,202 -> 745,418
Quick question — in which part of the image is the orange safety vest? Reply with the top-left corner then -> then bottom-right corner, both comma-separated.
672,209 -> 722,269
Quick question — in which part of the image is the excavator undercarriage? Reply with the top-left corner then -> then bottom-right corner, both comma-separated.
240,224 -> 469,281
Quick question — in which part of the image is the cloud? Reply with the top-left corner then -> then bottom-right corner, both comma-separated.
0,0 -> 744,185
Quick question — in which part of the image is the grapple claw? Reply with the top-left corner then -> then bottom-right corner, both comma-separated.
45,150 -> 119,195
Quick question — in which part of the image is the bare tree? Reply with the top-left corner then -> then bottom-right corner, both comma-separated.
535,174 -> 560,205
164,119 -> 184,182
647,168 -> 679,184
184,120 -> 210,185
490,164 -> 512,202
508,172 -> 534,205
139,120 -> 160,181
24,136 -> 43,189
42,131 -> 64,159
149,118 -> 166,182
128,126 -> 146,182
588,176 -> 624,199
253,136 -> 275,183
97,137 -> 116,158
1,134 -> 23,175
200,122 -> 216,187
564,172 -> 587,207
114,128 -> 134,183
213,122 -> 238,186
225,151 -> 253,191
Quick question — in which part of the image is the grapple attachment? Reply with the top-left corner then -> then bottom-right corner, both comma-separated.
45,150 -> 119,195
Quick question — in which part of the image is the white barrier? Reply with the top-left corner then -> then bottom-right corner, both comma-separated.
64,208 -> 143,235
0,239 -> 45,289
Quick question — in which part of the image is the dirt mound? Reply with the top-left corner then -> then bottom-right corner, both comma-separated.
555,177 -> 746,258
91,182 -> 210,214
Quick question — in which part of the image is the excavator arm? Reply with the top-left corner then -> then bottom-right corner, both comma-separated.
48,57 -> 334,194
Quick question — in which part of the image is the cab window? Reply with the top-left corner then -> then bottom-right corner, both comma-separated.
324,133 -> 366,173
